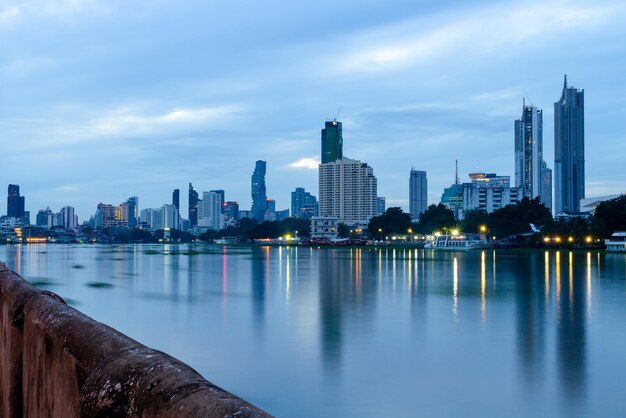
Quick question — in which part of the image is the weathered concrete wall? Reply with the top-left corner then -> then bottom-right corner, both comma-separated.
0,264 -> 271,418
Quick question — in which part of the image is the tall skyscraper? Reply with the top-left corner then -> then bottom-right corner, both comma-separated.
555,75 -> 585,213
198,191 -> 224,230
224,201 -> 240,220
291,187 -> 318,219
321,119 -> 343,163
377,197 -> 386,215
188,183 -> 198,227
210,190 -> 225,213
409,169 -> 427,218
515,101 -> 545,200
7,184 -> 25,218
123,196 -> 139,228
60,206 -> 77,229
541,160 -> 552,212
172,189 -> 180,210
161,204 -> 180,230
319,157 -> 378,225
251,160 -> 267,221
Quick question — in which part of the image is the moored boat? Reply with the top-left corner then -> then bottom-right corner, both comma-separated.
424,233 -> 489,250
605,232 -> 626,252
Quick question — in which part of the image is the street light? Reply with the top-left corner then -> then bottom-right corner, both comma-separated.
378,228 -> 383,241
408,228 -> 413,243
479,225 -> 487,233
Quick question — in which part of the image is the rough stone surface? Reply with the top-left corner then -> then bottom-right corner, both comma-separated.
0,265 -> 272,417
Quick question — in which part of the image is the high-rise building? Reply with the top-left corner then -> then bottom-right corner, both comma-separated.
321,119 -> 343,164
210,190 -> 225,213
409,169 -> 427,218
140,208 -> 162,230
224,201 -> 239,220
251,160 -> 267,222
440,161 -> 463,219
555,75 -> 585,213
60,206 -> 77,229
161,204 -> 180,230
319,158 -> 378,225
515,102 -> 550,206
198,191 -> 224,230
36,207 -> 54,228
291,187 -> 318,219
172,189 -> 180,210
462,173 -> 520,215
7,184 -> 25,218
541,160 -> 552,212
189,183 -> 199,227
377,197 -> 386,215
121,196 -> 138,228
95,203 -> 125,229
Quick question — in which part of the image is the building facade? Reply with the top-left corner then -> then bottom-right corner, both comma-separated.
310,216 -> 340,239
554,75 -> 585,213
161,204 -> 180,230
188,183 -> 199,227
251,160 -> 267,222
318,158 -> 378,225
7,184 -> 25,219
321,119 -> 343,164
462,173 -> 520,216
291,187 -> 318,219
198,191 -> 224,230
515,102 -> 545,199
409,169 -> 427,218
140,208 -> 162,230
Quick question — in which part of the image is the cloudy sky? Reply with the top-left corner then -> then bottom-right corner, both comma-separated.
1,0 -> 625,221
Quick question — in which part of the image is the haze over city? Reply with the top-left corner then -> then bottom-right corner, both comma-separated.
2,0 -> 626,221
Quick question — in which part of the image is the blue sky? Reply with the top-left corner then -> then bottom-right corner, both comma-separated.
1,0 -> 625,221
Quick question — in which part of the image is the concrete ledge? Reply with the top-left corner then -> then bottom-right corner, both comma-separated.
0,265 -> 271,417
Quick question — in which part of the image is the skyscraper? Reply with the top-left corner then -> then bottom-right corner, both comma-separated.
515,101 -> 545,200
172,189 -> 180,210
198,191 -> 224,230
319,157 -> 378,225
189,183 -> 198,227
124,196 -> 138,228
7,184 -> 25,218
541,160 -> 552,212
321,119 -> 343,164
555,75 -> 585,213
251,160 -> 267,222
409,169 -> 427,218
210,190 -> 225,213
291,187 -> 318,219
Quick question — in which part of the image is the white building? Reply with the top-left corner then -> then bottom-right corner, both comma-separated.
318,157 -> 378,226
161,204 -> 180,230
579,194 -> 622,214
198,191 -> 224,230
462,173 -> 520,216
311,216 -> 340,239
140,208 -> 162,230
60,206 -> 77,229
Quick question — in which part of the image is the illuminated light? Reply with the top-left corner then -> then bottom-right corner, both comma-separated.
434,231 -> 441,237
568,237 -> 574,243
408,228 -> 413,234
451,229 -> 459,236
378,228 -> 382,232
543,237 -> 550,243
555,237 -> 562,243
479,225 -> 487,233
585,236 -> 592,243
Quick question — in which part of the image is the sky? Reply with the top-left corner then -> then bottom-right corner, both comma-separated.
1,0 -> 625,222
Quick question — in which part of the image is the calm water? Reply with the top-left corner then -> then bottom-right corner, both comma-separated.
2,244 -> 626,417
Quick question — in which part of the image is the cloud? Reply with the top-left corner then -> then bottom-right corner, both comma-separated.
337,2 -> 622,73
0,0 -> 103,28
288,158 -> 320,170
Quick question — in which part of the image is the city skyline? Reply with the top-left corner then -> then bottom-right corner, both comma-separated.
2,0 -> 626,220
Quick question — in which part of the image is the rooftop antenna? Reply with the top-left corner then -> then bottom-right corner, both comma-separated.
334,105 -> 342,121
522,88 -> 532,106
455,159 -> 459,185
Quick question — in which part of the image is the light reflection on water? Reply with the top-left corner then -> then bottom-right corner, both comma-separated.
2,244 -> 626,417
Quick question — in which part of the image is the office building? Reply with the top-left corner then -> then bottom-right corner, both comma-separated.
95,203 -> 125,229
36,207 -> 54,228
321,119 -> 343,163
120,196 -> 138,228
377,197 -> 386,215
462,173 -> 520,215
555,75 -> 585,213
319,157 -> 378,225
7,184 -> 25,219
172,189 -> 180,210
515,102 -> 544,200
210,190 -> 225,213
291,187 -> 318,219
188,183 -> 199,227
140,208 -> 162,230
409,169 -> 427,218
251,160 -> 267,222
198,191 -> 224,230
224,201 -> 239,221
60,206 -> 77,229
541,160 -> 552,212
161,204 -> 180,230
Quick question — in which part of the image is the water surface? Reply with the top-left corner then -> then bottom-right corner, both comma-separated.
2,244 -> 626,417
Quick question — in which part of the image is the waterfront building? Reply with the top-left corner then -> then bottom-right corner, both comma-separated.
7,184 -> 25,219
140,208 -> 162,230
198,191 -> 224,230
462,173 -> 520,216
224,201 -> 239,221
319,157 -> 378,225
96,203 -> 125,229
555,75 -> 585,213
189,183 -> 199,227
291,187 -> 318,219
172,189 -> 180,210
441,184 -> 463,219
36,207 -> 54,228
161,204 -> 180,230
311,216 -> 340,239
121,196 -> 138,228
409,169 -> 427,218
321,119 -> 343,164
60,206 -> 77,229
579,194 -> 623,215
251,160 -> 267,222
541,160 -> 552,212
377,197 -> 386,215
515,102 -> 548,203
210,190 -> 226,213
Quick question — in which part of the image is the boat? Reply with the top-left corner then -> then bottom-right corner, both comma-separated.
424,233 -> 489,250
605,232 -> 626,252
214,236 -> 238,245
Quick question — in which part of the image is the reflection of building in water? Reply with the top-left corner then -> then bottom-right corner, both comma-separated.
318,249 -> 377,374
557,251 -> 586,400
251,247 -> 270,335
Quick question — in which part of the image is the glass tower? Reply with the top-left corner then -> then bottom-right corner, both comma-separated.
188,183 -> 198,227
554,75 -> 584,213
321,120 -> 343,164
251,160 -> 267,221
409,169 -> 427,219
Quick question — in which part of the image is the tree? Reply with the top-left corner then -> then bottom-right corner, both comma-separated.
460,210 -> 489,234
488,197 -> 552,238
337,223 -> 349,238
416,204 -> 456,234
367,207 -> 412,238
594,195 -> 626,236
